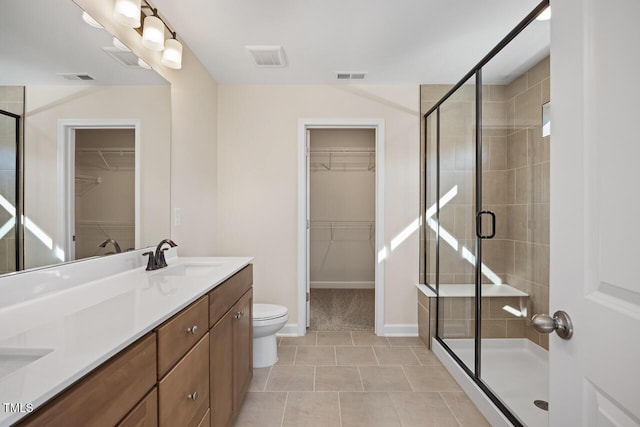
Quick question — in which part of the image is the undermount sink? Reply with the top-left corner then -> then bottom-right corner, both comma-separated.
0,347 -> 53,379
152,262 -> 224,278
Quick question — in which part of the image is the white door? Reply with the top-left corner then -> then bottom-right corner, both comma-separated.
551,0 -> 640,425
306,129 -> 311,328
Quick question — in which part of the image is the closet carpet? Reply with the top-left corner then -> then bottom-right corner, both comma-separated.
310,289 -> 374,331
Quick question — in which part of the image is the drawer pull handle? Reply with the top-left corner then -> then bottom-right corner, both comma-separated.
188,391 -> 198,401
234,311 -> 244,319
186,325 -> 199,334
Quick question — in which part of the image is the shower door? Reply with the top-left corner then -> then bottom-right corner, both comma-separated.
0,109 -> 21,273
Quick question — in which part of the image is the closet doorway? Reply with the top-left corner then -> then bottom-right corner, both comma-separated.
298,119 -> 385,336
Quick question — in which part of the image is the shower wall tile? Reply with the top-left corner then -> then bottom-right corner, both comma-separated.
542,78 -> 550,104
527,128 -> 549,165
482,101 -> 507,129
485,205 -> 506,239
506,74 -> 528,100
528,204 -> 550,245
421,85 -> 452,102
482,171 -> 506,204
515,166 -> 533,204
486,136 -> 507,170
505,170 -> 516,204
514,241 -> 533,282
514,84 -> 542,129
481,319 -> 507,338
507,129 -> 528,169
506,319 -> 526,338
527,56 -> 550,88
506,204 -> 527,241
489,85 -> 507,101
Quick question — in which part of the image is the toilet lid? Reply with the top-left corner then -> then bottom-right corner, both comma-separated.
253,303 -> 288,320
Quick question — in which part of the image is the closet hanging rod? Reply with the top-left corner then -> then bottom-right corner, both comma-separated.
76,147 -> 135,153
75,174 -> 101,183
310,149 -> 375,155
310,220 -> 375,228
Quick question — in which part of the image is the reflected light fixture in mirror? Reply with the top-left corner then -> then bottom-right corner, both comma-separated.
82,12 -> 103,29
114,0 -> 142,28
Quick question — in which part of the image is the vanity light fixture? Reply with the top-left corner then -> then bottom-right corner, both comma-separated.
162,36 -> 183,69
114,0 -> 142,28
113,0 -> 182,70
82,12 -> 104,29
142,10 -> 165,51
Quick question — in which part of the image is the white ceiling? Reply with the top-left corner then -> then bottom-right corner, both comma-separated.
0,1 -> 167,85
152,0 -> 549,84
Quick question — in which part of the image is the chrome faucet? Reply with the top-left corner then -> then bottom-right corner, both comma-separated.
143,239 -> 177,271
98,238 -> 122,253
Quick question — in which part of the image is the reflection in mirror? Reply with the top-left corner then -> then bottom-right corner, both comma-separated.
0,0 -> 171,275
542,101 -> 550,137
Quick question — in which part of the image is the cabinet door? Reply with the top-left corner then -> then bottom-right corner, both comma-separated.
232,289 -> 253,410
158,333 -> 209,427
118,388 -> 158,427
210,310 -> 234,427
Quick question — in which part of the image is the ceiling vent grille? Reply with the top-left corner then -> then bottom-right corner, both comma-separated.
336,72 -> 367,81
57,73 -> 95,81
246,46 -> 286,67
102,47 -> 143,68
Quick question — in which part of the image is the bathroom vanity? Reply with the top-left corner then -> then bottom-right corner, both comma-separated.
0,252 -> 253,427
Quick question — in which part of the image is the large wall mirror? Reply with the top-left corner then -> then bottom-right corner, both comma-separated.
0,0 -> 171,275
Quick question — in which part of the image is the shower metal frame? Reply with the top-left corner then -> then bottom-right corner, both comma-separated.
421,1 -> 549,426
0,108 -> 24,271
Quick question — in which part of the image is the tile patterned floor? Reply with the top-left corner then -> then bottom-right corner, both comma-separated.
234,331 -> 489,427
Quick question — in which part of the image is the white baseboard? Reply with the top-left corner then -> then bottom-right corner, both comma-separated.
382,324 -> 418,337
432,338 -> 512,427
276,323 -> 300,337
310,281 -> 375,289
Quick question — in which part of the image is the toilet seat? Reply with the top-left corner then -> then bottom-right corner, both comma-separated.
253,303 -> 288,321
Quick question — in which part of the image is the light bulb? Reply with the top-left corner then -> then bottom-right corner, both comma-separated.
114,0 -> 142,28
162,38 -> 183,69
142,15 -> 165,51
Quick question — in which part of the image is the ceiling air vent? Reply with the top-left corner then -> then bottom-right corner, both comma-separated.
102,47 -> 143,68
57,73 -> 95,81
246,46 -> 286,67
336,72 -> 367,81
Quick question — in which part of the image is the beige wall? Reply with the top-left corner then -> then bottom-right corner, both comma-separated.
217,85 -> 420,328
23,85 -> 170,268
309,129 -> 375,286
75,0 -> 220,257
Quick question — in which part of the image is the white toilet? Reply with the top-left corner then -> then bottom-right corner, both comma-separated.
252,303 -> 288,368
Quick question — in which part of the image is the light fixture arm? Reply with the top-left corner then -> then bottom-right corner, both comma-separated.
140,0 -> 177,40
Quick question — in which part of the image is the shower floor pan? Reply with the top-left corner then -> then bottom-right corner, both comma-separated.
444,338 -> 549,427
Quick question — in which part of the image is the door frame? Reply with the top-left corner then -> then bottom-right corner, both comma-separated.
57,119 -> 141,261
297,118 -> 385,336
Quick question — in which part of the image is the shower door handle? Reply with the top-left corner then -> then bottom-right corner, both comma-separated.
532,311 -> 574,340
476,210 -> 496,239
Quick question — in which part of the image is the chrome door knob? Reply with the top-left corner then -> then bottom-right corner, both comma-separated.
186,325 -> 198,334
187,391 -> 198,401
531,310 -> 574,340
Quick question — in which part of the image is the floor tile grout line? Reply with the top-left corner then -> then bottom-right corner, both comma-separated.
400,365 -> 415,392
313,365 -> 316,391
262,366 -> 273,392
439,391 -> 464,427
337,391 -> 343,427
357,365 -> 365,392
280,392 -> 289,427
372,345 -> 380,365
410,346 -> 423,366
292,346 -> 298,365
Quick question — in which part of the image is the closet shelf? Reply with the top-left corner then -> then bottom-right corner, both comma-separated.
76,147 -> 135,171
75,174 -> 101,196
76,220 -> 134,228
310,220 -> 375,242
310,148 -> 375,172
310,220 -> 375,229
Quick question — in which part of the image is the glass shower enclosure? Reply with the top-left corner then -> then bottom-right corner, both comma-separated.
0,108 -> 22,274
419,2 -> 550,426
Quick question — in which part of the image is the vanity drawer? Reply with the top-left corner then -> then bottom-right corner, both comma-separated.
158,333 -> 209,427
20,333 -> 156,427
209,264 -> 253,327
157,295 -> 208,378
118,388 -> 158,427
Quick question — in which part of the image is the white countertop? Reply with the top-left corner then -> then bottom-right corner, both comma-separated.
0,251 -> 252,426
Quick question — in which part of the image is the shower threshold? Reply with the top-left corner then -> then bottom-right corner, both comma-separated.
437,338 -> 549,427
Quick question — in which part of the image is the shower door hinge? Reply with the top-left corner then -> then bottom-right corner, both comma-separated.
306,292 -> 310,302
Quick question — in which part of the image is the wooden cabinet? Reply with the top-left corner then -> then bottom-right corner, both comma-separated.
19,334 -> 157,427
118,388 -> 158,427
158,333 -> 210,427
18,265 -> 253,427
210,288 -> 253,427
157,295 -> 208,378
